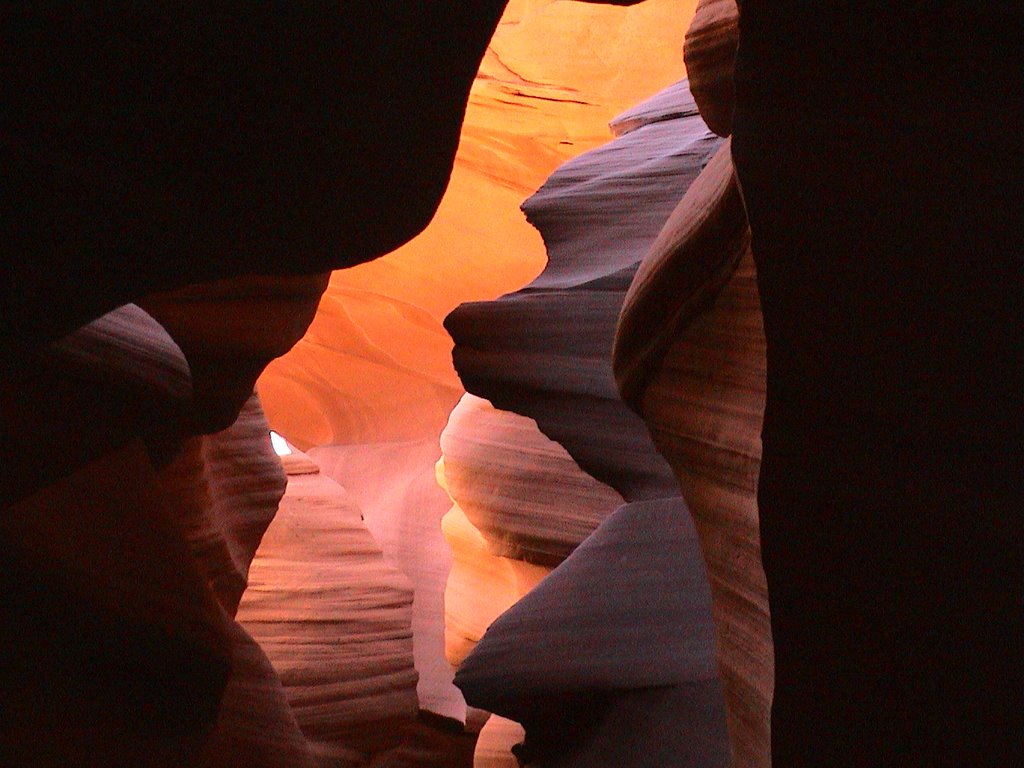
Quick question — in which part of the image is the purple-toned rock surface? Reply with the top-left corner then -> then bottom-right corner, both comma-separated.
456,500 -> 728,767
237,445 -> 419,766
447,80 -> 721,503
683,0 -> 738,138
615,142 -> 771,767
448,80 -> 731,766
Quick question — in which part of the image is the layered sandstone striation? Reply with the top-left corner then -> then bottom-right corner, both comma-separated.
1,306 -> 309,766
438,394 -> 624,668
3,4 -> 715,766
237,443 -> 419,767
255,0 -> 703,740
454,499 -> 728,768
615,142 -> 771,767
441,394 -> 624,567
446,79 -> 731,766
2,298 -> 428,766
446,79 -> 721,503
683,0 -> 738,138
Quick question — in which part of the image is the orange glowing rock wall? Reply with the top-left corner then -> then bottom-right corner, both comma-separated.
256,0 -> 701,736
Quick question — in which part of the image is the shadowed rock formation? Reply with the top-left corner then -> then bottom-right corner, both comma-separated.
438,394 -> 623,668
253,0 -> 703,741
1,308 -> 308,765
140,273 -> 331,434
447,80 -> 731,766
2,3 -> 510,354
455,500 -> 729,768
163,398 -> 321,768
685,2 -> 1019,764
615,142 -> 770,767
440,500 -> 551,669
447,80 -> 721,503
441,394 -> 625,567
10,2 -> 1015,765
683,0 -> 738,138
1,300 -> 427,766
474,716 -> 526,768
1,3 -> 726,766
5,5 -> 700,765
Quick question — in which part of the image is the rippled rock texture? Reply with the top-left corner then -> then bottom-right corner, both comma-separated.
237,444 -> 419,766
3,4 -> 699,766
616,141 -> 770,767
447,80 -> 720,503
438,393 -> 623,669
455,499 -> 728,768
683,0 -> 737,138
1,305 -> 302,765
447,79 -> 732,766
255,0 -> 702,744
1,300 -> 435,767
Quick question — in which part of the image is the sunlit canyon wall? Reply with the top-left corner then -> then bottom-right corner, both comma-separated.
254,0 -> 706,764
4,1 -> 758,765
8,0 -> 1013,766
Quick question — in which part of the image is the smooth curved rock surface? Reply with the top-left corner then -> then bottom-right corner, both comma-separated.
140,273 -> 330,434
310,439 -> 468,726
456,500 -> 718,704
441,394 -> 624,566
2,308 -> 234,764
237,445 -> 419,766
3,304 -> 193,506
437,391 -> 623,675
642,250 -> 768,768
158,395 -> 286,615
446,78 -> 731,766
683,0 -> 738,138
440,499 -> 551,668
456,499 -> 728,767
3,301 -> 422,766
198,619 -> 316,768
474,715 -> 525,768
158,396 -> 317,768
255,1 -> 704,734
447,79 -> 722,503
616,143 -> 770,768
615,141 -> 748,405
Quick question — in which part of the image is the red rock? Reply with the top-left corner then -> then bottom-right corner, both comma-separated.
616,142 -> 771,767
683,0 -> 738,137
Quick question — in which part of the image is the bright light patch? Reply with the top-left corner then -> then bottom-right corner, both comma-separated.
269,431 -> 292,456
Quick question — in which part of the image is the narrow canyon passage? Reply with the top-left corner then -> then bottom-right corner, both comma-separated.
252,1 -> 723,763
3,1 -> 1018,767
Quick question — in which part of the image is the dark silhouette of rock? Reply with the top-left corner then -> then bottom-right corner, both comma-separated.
2,3 -> 508,355
730,3 -> 1022,764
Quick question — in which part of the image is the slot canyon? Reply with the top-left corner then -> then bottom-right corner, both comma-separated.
2,2 -> 1019,767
